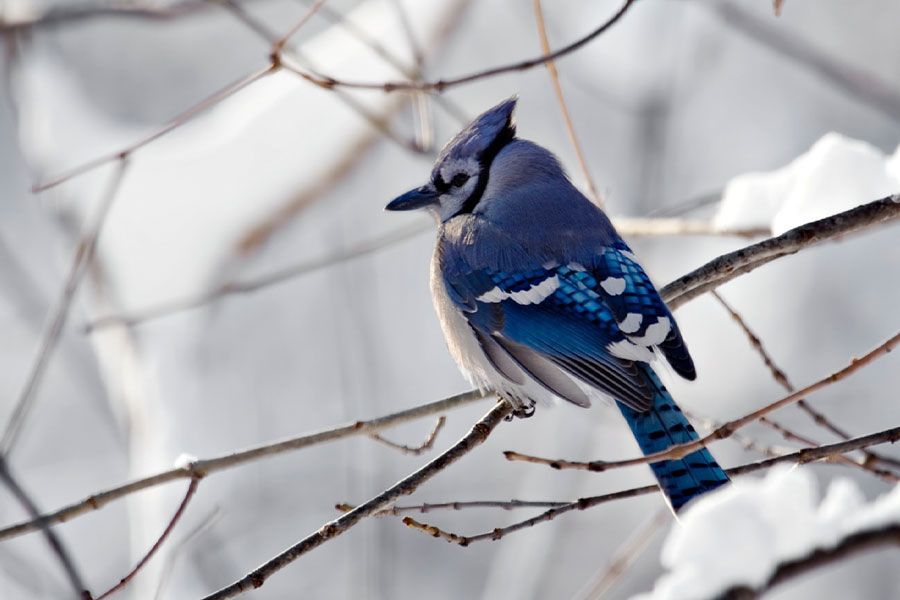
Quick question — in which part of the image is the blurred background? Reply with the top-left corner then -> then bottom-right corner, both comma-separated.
0,0 -> 898,598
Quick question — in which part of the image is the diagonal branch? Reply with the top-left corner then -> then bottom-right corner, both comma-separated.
94,478 -> 200,600
720,524 -> 900,599
0,390 -> 490,542
407,426 -> 900,546
201,400 -> 513,599
276,0 -> 638,92
661,195 -> 900,310
0,456 -> 89,599
533,0 -> 603,207
2,160 -> 129,455
370,417 -> 446,456
504,332 -> 900,472
712,290 -> 900,477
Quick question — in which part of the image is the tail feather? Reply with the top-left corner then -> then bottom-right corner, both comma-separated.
616,369 -> 729,512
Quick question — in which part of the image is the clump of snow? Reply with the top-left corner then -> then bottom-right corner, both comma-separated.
172,453 -> 198,469
635,468 -> 900,600
715,134 -> 900,235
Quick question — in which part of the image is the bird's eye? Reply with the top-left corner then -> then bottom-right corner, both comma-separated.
450,173 -> 470,187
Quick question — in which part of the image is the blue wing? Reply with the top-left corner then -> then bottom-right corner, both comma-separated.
439,232 -> 694,411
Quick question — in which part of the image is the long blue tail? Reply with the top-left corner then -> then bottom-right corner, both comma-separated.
616,369 -> 729,512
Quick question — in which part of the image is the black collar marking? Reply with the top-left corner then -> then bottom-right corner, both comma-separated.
454,121 -> 516,217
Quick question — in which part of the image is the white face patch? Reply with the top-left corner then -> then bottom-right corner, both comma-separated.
477,275 -> 560,305
627,316 -> 671,346
617,312 -> 643,334
439,157 -> 480,185
600,277 -> 626,296
607,340 -> 655,363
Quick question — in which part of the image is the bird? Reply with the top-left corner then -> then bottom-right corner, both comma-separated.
385,97 -> 729,512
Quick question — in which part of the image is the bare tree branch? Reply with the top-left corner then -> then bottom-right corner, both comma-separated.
661,195 -> 900,310
275,0 -> 638,92
1,160 -> 129,454
712,290 -> 900,477
94,478 -> 199,600
504,332 -> 900,471
533,0 -> 603,207
370,417 -> 446,456
0,390 -> 490,542
405,426 -> 900,546
721,525 -> 900,599
200,400 -> 513,600
0,456 -> 89,599
32,67 -> 273,192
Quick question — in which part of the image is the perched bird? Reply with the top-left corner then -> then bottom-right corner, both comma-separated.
385,98 -> 728,512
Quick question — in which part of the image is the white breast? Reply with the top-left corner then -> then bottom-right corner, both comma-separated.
429,256 -> 549,409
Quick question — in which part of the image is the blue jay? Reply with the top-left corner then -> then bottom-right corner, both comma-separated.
386,98 -> 728,512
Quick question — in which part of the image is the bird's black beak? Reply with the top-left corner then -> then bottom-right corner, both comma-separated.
385,185 -> 438,211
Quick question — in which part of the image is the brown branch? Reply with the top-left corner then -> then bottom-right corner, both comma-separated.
370,417 -> 446,456
335,498 -> 570,516
709,1 -> 900,121
275,0 -> 638,92
33,67 -> 274,192
533,0 -> 602,207
661,195 -> 900,310
94,478 -> 200,600
721,524 -> 900,599
504,332 -> 899,472
0,456 -> 89,599
1,160 -> 129,455
0,390 -> 491,541
200,400 -> 513,599
270,0 -> 326,57
405,425 -> 900,546
712,290 -> 900,477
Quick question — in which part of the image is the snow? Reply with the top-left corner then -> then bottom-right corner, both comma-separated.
715,133 -> 900,235
635,468 -> 900,600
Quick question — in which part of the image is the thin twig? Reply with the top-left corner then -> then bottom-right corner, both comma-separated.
84,221 -> 429,332
709,1 -> 900,121
533,0 -> 603,207
504,332 -> 900,471
721,525 -> 900,599
32,68 -> 273,192
1,160 -> 129,455
0,390 -> 491,541
712,290 -> 900,476
269,0 -> 327,58
405,426 -> 900,546
370,417 -> 446,456
335,498 -> 570,516
201,400 -> 513,599
274,0 -> 638,92
0,456 -> 89,599
94,478 -> 200,600
220,0 -> 424,154
661,195 -> 900,310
